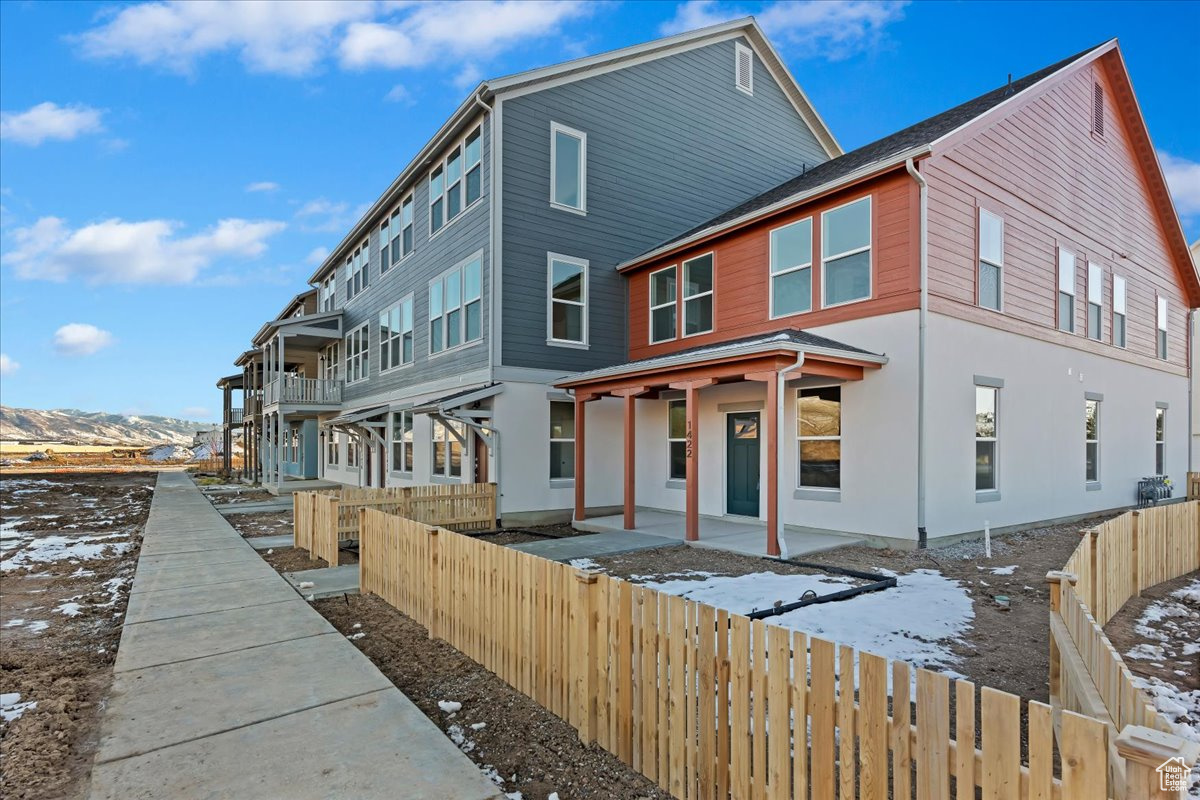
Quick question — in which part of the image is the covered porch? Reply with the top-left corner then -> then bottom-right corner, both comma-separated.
556,330 -> 887,557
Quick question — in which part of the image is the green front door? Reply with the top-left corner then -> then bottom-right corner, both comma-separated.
726,412 -> 760,517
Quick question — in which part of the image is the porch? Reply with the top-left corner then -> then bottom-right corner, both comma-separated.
575,509 -> 862,558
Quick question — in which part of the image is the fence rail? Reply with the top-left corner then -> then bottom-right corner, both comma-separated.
361,509 -> 1114,800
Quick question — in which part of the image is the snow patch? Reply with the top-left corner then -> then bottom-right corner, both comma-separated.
978,564 -> 1018,576
437,700 -> 462,714
568,557 -> 602,570
1,692 -> 36,723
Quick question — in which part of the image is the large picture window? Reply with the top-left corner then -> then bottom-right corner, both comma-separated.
379,296 -> 414,371
682,254 -> 714,336
649,266 -> 677,343
1085,399 -> 1100,483
978,209 -> 1003,311
1155,407 -> 1166,475
1058,248 -> 1076,332
770,218 -> 812,317
549,401 -> 575,480
391,411 -> 413,473
668,400 -> 686,481
975,386 -> 998,492
429,256 -> 483,355
548,254 -> 587,345
1113,275 -> 1127,347
550,122 -> 586,213
432,419 -> 464,479
344,324 -> 369,384
797,387 -> 841,489
821,196 -> 871,307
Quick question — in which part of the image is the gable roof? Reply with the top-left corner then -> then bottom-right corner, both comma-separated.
306,17 -> 837,286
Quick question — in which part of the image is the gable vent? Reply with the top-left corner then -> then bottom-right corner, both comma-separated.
1092,81 -> 1104,136
735,42 -> 753,96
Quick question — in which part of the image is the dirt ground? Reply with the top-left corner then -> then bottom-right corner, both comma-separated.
0,472 -> 153,800
224,509 -> 293,538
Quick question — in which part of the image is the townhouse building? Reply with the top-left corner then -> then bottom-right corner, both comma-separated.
221,19 -> 845,523
557,40 -> 1200,552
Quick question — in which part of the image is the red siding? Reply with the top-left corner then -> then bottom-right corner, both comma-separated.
626,170 -> 919,360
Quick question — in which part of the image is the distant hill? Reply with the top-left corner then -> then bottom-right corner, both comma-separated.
0,406 -> 212,446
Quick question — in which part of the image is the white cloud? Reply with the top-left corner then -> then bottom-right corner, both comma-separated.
453,63 -> 484,91
384,84 -> 415,105
181,406 -> 211,419
0,102 -> 105,146
305,246 -> 330,266
246,180 -> 280,193
4,216 -> 286,285
1159,151 -> 1200,219
54,324 -> 115,356
294,198 -> 364,233
660,0 -> 907,59
0,353 -> 18,376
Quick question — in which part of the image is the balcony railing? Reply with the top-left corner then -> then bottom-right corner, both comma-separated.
245,396 -> 261,417
264,376 -> 342,407
225,408 -> 245,426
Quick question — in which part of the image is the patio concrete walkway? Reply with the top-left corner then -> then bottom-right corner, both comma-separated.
576,509 -> 861,558
508,530 -> 681,562
217,497 -> 295,515
89,471 -> 501,800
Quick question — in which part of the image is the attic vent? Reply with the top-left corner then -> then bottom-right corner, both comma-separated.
1092,81 -> 1104,136
735,42 -> 753,96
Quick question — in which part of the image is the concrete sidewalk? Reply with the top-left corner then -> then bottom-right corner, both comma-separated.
89,471 -> 501,800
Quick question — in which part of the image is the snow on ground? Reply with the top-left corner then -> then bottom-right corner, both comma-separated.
0,532 -> 132,572
978,564 -> 1018,576
567,557 -> 601,570
643,568 -> 975,678
146,444 -> 193,462
1,692 -> 37,723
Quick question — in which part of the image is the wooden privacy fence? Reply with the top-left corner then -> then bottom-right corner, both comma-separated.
361,509 -> 1115,800
1048,500 -> 1200,797
293,483 -> 496,566
1188,472 -> 1200,500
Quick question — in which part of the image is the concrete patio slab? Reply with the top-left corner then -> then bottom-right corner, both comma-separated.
88,689 -> 502,800
137,538 -> 248,557
246,533 -> 297,551
123,575 -> 296,623
508,531 -> 682,562
284,564 -> 360,599
135,547 -> 259,571
129,558 -> 278,594
217,498 -> 295,515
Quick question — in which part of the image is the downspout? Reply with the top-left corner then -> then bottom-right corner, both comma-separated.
1190,308 -> 1196,474
472,88 -> 501,507
905,157 -> 929,548
776,353 -> 806,560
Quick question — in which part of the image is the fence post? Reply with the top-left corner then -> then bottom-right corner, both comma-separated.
1115,725 -> 1200,800
1045,570 -> 1077,701
1084,528 -> 1100,614
427,525 -> 440,641
574,569 -> 600,744
1131,511 -> 1141,598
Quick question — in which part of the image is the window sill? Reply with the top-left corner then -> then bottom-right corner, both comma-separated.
665,479 -> 686,490
549,478 -> 575,489
428,196 -> 486,242
549,201 -> 587,217
793,487 -> 840,502
546,338 -> 589,350
430,475 -> 464,485
975,490 -> 1002,504
429,338 -> 484,361
380,362 -> 414,376
388,471 -> 414,478
1086,481 -> 1102,492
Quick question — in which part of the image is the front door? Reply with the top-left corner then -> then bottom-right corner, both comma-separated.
726,412 -> 760,517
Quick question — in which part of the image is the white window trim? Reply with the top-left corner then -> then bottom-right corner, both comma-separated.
379,295 -> 415,375
1057,247 -> 1076,333
1086,262 -> 1103,341
977,208 -> 1004,313
681,252 -> 715,339
734,41 -> 754,96
345,239 -> 370,304
1155,407 -> 1166,476
1085,399 -> 1101,484
546,252 -> 589,349
667,399 -> 687,481
399,192 -> 415,260
344,323 -> 370,385
820,196 -> 873,310
431,418 -> 466,480
768,217 -> 813,321
1112,274 -> 1127,349
390,410 -> 414,475
427,253 -> 485,360
429,124 -> 485,240
549,121 -> 587,215
649,265 -> 678,344
549,400 -> 576,481
975,385 -> 999,494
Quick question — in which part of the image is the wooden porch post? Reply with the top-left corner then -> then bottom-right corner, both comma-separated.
612,388 -> 648,530
670,379 -> 715,542
573,394 -> 595,522
746,371 -> 781,556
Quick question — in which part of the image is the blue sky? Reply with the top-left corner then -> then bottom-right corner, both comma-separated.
1,0 -> 1197,422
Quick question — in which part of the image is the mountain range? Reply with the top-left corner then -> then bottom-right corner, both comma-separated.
0,406 -> 212,446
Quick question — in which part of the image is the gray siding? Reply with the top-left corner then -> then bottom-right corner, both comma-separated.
500,37 -> 830,371
338,119 -> 491,407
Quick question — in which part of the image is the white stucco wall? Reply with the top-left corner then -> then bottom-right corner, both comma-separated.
924,312 -> 1190,538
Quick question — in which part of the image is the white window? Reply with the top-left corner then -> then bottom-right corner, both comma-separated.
975,386 -> 998,492
430,124 -> 482,236
1113,275 -> 1127,347
1087,262 -> 1102,340
346,436 -> 358,468
326,432 -> 339,467
401,193 -> 414,258
429,256 -> 483,355
682,253 -> 714,336
548,253 -> 587,346
978,209 -> 1003,311
347,239 -> 369,300
391,411 -> 413,473
770,217 -> 812,317
797,387 -> 841,489
432,419 -> 465,479
1085,399 -> 1100,483
382,196 -> 409,271
1058,248 -> 1076,332
320,342 -> 340,383
379,296 -> 414,371
1157,296 -> 1168,359
319,274 -> 337,312
667,400 -> 686,480
344,324 -> 369,384
550,122 -> 586,213
1155,407 -> 1166,475
649,266 -> 677,343
549,401 -> 574,480
378,215 -> 391,275
821,196 -> 872,307
734,42 -> 753,95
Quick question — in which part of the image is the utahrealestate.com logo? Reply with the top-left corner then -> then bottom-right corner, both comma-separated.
1157,756 -> 1188,792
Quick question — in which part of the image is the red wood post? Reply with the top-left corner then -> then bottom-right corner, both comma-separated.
612,388 -> 647,531
669,379 -> 714,542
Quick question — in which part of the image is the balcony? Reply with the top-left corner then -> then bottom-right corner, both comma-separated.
225,408 -> 245,426
263,376 -> 342,409
245,395 -> 261,418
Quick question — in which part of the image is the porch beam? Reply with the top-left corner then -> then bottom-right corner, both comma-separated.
800,361 -> 864,381
611,388 -> 648,530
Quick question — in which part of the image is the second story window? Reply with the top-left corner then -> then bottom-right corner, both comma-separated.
649,266 -> 677,344
379,296 -> 414,371
319,274 -> 336,312
1087,263 -> 1103,340
548,253 -> 587,346
320,342 -> 339,382
347,240 -> 369,300
345,324 -> 369,385
1057,248 -> 1076,333
1113,275 -> 1127,347
821,196 -> 871,307
429,256 -> 483,355
978,209 -> 1003,311
430,166 -> 445,234
401,194 -> 414,258
1157,296 -> 1168,359
770,217 -> 812,318
550,122 -> 586,214
379,217 -> 391,275
430,125 -> 482,236
683,253 -> 714,336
